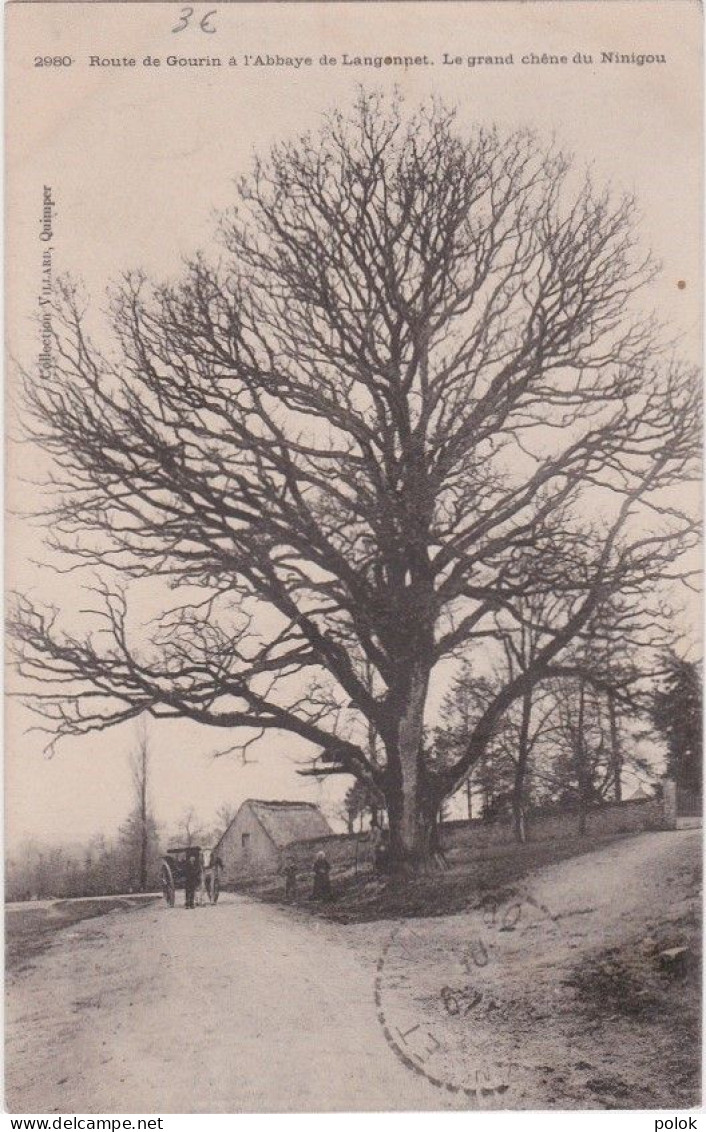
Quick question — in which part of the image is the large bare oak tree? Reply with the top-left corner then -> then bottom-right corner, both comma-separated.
10,93 -> 699,870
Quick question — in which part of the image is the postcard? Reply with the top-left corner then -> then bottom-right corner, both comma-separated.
5,0 -> 702,1116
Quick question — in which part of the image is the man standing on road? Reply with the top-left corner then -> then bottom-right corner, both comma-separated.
184,848 -> 201,909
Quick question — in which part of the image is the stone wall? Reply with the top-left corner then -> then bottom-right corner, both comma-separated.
283,831 -> 375,873
440,794 -> 666,857
233,788 -> 673,882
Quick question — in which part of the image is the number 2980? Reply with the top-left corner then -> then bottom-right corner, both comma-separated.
34,56 -> 73,67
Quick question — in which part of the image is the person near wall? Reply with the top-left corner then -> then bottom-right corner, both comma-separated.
372,828 -> 391,875
312,850 -> 332,901
284,859 -> 297,900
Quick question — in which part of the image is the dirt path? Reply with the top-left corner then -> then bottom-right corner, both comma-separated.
358,829 -> 701,1110
6,830 -> 700,1113
6,891 -> 447,1113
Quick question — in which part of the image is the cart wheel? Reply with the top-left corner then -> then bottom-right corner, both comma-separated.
161,862 -> 175,907
212,874 -> 220,904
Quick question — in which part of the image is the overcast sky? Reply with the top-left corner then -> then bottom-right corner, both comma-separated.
6,1 -> 701,851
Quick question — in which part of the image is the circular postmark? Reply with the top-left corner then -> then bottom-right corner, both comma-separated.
374,891 -> 567,1102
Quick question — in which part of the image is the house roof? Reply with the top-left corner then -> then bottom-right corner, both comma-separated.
217,799 -> 333,851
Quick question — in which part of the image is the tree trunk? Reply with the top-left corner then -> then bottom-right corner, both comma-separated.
387,786 -> 440,873
139,768 -> 148,893
513,799 -> 527,844
576,680 -> 588,836
132,729 -> 150,893
607,689 -> 623,803
384,660 -> 436,873
513,689 -> 532,844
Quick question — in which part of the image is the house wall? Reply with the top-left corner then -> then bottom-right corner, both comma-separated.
217,804 -> 280,882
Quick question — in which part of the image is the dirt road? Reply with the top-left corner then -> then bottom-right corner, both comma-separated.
6,890 -> 445,1113
6,829 -> 700,1113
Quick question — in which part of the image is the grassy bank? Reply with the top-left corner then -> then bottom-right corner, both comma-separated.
6,896 -> 159,971
232,829 -> 643,923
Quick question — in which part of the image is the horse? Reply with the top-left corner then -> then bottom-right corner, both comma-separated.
201,849 -> 223,904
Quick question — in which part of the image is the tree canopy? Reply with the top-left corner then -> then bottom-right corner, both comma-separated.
652,653 -> 702,792
10,92 -> 700,867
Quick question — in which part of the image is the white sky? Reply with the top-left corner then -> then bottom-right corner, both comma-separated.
5,1 -> 702,851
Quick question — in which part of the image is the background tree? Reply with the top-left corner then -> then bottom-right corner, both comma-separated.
436,654 -> 556,839
117,722 -> 160,891
534,675 -> 657,824
435,662 -> 514,822
487,595 -> 562,841
343,778 -> 385,833
547,677 -> 611,834
174,807 -> 206,848
213,803 -> 238,839
559,595 -> 672,800
652,652 -> 702,792
10,92 -> 700,872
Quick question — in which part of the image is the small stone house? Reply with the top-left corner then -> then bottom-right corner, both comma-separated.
214,799 -> 333,882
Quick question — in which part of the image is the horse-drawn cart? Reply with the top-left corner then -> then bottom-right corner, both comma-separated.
160,846 -> 221,906
161,846 -> 197,907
